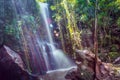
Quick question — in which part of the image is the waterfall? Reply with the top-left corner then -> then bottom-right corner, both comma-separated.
38,2 -> 55,50
11,0 -> 76,75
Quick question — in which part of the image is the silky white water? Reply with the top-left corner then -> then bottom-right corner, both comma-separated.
11,0 -> 76,76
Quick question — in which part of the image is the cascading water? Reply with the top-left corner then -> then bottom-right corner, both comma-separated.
11,0 -> 76,77
39,2 -> 54,49
38,2 -> 76,71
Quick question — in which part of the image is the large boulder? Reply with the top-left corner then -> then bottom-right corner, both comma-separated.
65,50 -> 115,80
0,45 -> 39,80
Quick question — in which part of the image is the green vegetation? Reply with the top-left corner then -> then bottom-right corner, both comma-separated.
47,0 -> 120,60
0,0 -> 120,79
0,0 -> 119,61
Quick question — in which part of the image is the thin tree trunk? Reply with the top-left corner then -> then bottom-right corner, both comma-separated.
94,0 -> 99,79
58,21 -> 66,53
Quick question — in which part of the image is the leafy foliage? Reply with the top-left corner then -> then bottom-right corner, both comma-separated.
1,0 -> 120,61
48,0 -> 120,60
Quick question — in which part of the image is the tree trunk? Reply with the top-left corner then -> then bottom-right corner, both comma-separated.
94,0 -> 99,79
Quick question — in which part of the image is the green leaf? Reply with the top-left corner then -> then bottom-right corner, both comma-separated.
50,5 -> 56,11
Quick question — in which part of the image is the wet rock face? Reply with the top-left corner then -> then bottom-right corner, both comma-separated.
64,49 -> 117,80
0,45 -> 39,80
65,68 -> 85,80
113,57 -> 120,64
75,49 -> 96,72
